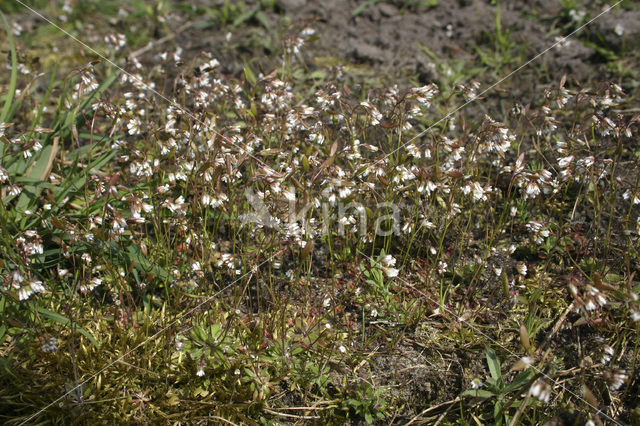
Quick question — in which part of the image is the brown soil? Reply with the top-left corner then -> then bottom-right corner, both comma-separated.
166,0 -> 639,124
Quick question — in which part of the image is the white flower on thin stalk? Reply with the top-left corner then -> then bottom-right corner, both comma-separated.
524,181 -> 540,199
437,261 -> 448,275
517,263 -> 527,276
529,379 -> 551,403
18,280 -> 45,301
381,254 -> 396,268
282,188 -> 296,202
609,369 -> 628,391
127,117 -> 142,135
383,267 -> 399,278
601,345 -> 614,365
463,181 -> 487,202
623,190 -> 640,205
417,180 -> 437,196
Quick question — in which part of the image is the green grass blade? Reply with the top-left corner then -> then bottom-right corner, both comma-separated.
0,12 -> 18,153
0,12 -> 17,123
486,348 -> 502,383
35,306 -> 99,348
352,0 -> 382,17
15,137 -> 59,213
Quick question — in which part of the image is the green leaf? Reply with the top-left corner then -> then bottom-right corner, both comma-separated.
233,8 -> 256,26
486,348 -> 502,383
15,137 -> 59,213
352,0 -> 382,17
126,243 -> 171,282
494,400 -> 504,425
0,12 -> 17,125
254,10 -> 270,29
36,306 -> 99,348
461,389 -> 495,398
243,60 -> 257,86
503,369 -> 534,394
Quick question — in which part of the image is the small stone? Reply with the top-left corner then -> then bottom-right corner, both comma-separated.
352,42 -> 385,63
378,3 -> 398,17
275,0 -> 307,12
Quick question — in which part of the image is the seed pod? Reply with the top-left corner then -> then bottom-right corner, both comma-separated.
520,323 -> 531,353
582,385 -> 599,410
301,240 -> 314,260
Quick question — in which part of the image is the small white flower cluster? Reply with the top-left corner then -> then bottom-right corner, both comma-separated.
607,369 -> 628,391
380,254 -> 399,278
569,282 -> 607,314
525,221 -> 550,245
79,277 -> 103,294
3,231 -> 47,301
104,33 -> 126,51
600,345 -> 615,365
528,379 -> 551,403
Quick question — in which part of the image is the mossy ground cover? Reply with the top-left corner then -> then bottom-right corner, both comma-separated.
1,0 -> 639,424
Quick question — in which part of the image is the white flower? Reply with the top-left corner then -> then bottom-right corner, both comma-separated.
437,261 -> 448,275
196,366 -> 205,377
282,188 -> 296,201
609,370 -> 628,391
517,263 -> 527,276
470,378 -> 483,389
380,254 -> 396,267
525,181 -> 540,199
529,379 -> 551,403
384,267 -> 399,278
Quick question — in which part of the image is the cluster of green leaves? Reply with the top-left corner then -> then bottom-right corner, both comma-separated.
1,0 -> 639,424
463,349 -> 536,425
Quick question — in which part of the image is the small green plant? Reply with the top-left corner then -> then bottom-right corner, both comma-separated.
462,348 -> 536,425
2,1 -> 639,423
474,0 -> 526,74
360,250 -> 399,305
342,382 -> 388,424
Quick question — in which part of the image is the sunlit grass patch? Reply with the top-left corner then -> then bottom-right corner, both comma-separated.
1,1 -> 640,424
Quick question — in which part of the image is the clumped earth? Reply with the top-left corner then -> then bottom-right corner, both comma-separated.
174,0 -> 640,117
1,0 -> 640,424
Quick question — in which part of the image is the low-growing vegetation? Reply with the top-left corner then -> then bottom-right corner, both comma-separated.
1,0 -> 639,424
